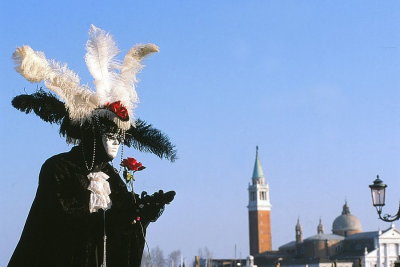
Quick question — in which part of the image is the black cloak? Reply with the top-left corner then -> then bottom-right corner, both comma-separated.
8,146 -> 175,267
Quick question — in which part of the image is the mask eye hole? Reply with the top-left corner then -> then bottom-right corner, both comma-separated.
105,133 -> 124,143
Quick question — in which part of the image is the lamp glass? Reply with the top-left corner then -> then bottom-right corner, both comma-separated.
371,187 -> 385,207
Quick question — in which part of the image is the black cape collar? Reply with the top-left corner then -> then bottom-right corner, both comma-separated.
67,146 -> 112,174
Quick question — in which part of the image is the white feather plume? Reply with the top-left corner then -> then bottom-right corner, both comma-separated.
13,46 -> 51,83
111,44 -> 159,118
85,24 -> 120,105
13,25 -> 158,128
121,44 -> 159,84
13,45 -> 98,123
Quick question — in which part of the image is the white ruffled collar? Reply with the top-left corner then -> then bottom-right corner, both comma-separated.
87,171 -> 112,213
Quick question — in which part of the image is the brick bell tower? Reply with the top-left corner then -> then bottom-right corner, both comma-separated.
248,146 -> 272,255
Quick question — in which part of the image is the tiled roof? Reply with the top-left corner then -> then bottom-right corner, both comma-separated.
279,241 -> 296,249
345,231 -> 379,240
304,233 -> 345,241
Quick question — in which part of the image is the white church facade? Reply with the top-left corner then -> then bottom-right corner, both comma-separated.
362,226 -> 400,267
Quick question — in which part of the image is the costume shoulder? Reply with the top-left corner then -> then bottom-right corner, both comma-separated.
38,148 -> 85,186
43,146 -> 85,166
42,149 -> 74,166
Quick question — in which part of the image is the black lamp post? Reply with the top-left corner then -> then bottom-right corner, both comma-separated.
369,175 -> 400,222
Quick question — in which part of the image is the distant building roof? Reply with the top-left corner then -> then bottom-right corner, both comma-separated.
304,233 -> 345,241
344,231 -> 379,240
278,241 -> 296,249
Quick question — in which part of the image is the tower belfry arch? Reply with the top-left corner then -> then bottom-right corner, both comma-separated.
248,146 -> 272,255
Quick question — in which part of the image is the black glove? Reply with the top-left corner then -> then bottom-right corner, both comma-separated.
135,190 -> 176,223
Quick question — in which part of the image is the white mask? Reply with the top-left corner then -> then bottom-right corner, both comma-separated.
101,134 -> 121,159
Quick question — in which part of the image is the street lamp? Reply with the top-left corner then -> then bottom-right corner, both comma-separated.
369,175 -> 400,222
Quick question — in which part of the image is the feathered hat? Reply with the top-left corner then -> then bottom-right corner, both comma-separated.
12,25 -> 176,161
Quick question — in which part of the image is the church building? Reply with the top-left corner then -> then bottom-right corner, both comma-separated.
254,201 -> 400,267
247,147 -> 400,267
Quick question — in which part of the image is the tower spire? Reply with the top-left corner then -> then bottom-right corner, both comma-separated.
342,201 -> 350,215
252,146 -> 265,185
317,217 -> 324,234
296,218 -> 303,243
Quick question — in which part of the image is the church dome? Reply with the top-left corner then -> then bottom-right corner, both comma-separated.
332,202 -> 362,237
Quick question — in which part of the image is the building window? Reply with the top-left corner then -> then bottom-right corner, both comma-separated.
260,191 -> 267,200
250,192 -> 256,201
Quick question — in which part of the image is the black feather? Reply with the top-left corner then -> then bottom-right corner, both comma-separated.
59,115 -> 82,141
12,89 -> 67,124
125,119 -> 177,162
12,89 -> 177,161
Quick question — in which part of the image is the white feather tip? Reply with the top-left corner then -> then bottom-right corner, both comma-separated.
12,45 -> 49,83
129,44 -> 159,60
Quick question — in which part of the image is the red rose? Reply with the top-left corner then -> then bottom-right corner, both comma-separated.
121,157 -> 145,171
106,101 -> 129,121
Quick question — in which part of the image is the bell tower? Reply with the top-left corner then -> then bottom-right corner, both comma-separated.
248,146 -> 272,255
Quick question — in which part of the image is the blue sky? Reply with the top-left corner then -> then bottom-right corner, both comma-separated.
2,0 -> 400,265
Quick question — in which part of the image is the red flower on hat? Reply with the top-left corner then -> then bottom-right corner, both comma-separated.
121,157 -> 145,172
106,101 -> 129,121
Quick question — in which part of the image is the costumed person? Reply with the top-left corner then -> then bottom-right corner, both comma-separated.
8,25 -> 177,267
